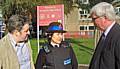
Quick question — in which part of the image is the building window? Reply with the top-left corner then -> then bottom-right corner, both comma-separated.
115,7 -> 120,15
79,9 -> 91,22
80,26 -> 84,30
79,0 -> 89,4
80,25 -> 95,31
89,26 -> 95,30
80,26 -> 88,30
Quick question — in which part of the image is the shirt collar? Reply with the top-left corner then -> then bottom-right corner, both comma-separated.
8,33 -> 18,51
8,33 -> 17,46
9,33 -> 25,47
104,21 -> 115,36
50,42 -> 60,47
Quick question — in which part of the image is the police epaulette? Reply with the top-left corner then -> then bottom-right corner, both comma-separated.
61,41 -> 71,48
42,44 -> 51,54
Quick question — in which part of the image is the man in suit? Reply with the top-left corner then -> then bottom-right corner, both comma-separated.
0,15 -> 35,69
89,2 -> 120,69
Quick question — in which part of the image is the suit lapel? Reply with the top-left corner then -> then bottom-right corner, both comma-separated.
90,34 -> 105,68
105,23 -> 119,41
4,34 -> 20,68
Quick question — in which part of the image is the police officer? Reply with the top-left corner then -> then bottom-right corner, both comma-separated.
35,22 -> 78,69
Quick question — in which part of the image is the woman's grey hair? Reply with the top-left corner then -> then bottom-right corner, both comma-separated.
7,15 -> 30,33
90,2 -> 116,21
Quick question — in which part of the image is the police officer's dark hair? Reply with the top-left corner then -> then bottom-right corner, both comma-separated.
6,15 -> 30,33
46,33 -> 53,42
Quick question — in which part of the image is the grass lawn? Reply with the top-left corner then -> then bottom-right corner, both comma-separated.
68,38 -> 95,64
30,38 -> 95,64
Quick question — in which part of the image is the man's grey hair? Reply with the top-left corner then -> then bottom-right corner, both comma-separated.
90,2 -> 116,21
7,15 -> 30,33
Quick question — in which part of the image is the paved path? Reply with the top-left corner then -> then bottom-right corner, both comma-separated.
78,64 -> 89,69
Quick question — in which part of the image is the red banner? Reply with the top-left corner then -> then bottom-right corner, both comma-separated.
37,5 -> 64,26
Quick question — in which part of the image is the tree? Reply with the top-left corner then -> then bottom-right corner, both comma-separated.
1,0 -> 74,21
76,0 -> 114,46
76,0 -> 114,10
1,0 -> 36,22
112,1 -> 120,7
1,0 -> 74,38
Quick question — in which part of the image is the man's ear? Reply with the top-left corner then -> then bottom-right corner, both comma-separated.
13,30 -> 20,36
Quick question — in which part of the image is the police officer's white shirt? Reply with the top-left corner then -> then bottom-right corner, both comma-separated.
50,42 -> 60,47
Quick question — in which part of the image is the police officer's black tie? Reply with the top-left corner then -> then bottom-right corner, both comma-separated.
55,45 -> 58,47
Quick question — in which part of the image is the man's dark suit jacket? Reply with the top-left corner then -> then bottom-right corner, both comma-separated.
89,23 -> 120,69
